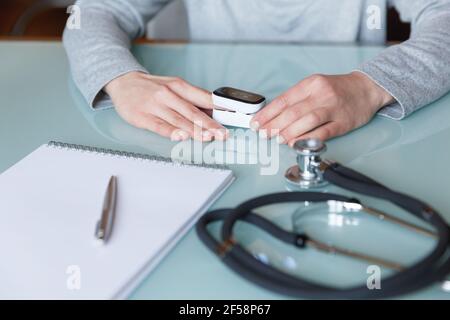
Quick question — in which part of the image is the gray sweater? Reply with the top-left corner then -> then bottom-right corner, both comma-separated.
63,0 -> 450,120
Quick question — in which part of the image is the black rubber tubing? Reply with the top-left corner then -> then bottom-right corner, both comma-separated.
196,163 -> 450,299
324,165 -> 450,295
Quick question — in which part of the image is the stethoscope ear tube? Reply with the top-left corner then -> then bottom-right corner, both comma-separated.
323,163 -> 450,294
324,164 -> 439,224
196,163 -> 450,299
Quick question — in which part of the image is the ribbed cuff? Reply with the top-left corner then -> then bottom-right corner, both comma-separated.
87,64 -> 149,110
354,63 -> 411,120
62,5 -> 149,110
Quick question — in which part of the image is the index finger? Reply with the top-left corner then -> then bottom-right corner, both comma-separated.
251,80 -> 311,130
167,79 -> 214,110
164,90 -> 228,139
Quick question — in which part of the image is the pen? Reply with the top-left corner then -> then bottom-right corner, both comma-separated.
95,176 -> 118,244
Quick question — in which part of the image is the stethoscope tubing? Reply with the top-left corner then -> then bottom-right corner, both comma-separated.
332,165 -> 450,295
196,163 -> 450,299
324,165 -> 450,292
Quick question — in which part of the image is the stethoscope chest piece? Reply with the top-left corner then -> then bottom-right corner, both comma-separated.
285,139 -> 329,190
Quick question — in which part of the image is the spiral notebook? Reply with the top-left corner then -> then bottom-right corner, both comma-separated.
0,142 -> 234,299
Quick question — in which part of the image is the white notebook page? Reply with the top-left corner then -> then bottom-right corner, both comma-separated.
0,143 -> 233,299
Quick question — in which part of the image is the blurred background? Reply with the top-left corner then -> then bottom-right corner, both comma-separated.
1,0 -> 71,38
0,0 -> 411,42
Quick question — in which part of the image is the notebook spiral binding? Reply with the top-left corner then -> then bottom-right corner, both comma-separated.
47,141 -> 229,171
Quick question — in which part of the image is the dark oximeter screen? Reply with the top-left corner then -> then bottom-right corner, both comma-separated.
213,87 -> 265,104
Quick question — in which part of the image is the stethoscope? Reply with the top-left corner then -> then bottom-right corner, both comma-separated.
196,139 -> 450,299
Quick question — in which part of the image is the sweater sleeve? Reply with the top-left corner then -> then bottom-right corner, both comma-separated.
356,0 -> 450,119
63,0 -> 171,109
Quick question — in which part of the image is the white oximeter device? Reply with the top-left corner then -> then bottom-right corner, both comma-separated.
212,87 -> 266,128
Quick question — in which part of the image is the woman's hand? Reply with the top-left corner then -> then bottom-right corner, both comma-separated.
250,72 -> 394,146
104,72 -> 227,141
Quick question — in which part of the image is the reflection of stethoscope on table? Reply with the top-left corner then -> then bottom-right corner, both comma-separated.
196,139 -> 450,298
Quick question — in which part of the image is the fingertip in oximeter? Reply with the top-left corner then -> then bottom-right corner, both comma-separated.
212,87 -> 266,128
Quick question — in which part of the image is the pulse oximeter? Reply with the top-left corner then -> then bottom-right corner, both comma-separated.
212,87 -> 266,128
